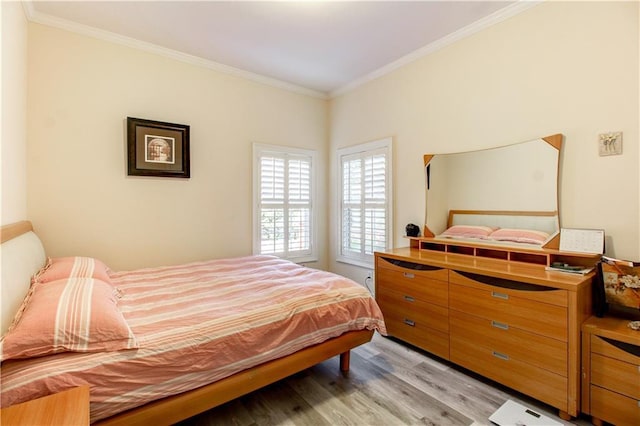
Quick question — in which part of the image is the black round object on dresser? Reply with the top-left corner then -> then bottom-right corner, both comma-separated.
406,223 -> 420,237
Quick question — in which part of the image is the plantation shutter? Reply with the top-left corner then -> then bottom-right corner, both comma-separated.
256,146 -> 314,261
339,141 -> 391,266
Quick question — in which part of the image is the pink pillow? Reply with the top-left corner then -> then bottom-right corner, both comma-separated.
489,228 -> 549,245
33,256 -> 111,284
440,225 -> 497,240
0,278 -> 138,361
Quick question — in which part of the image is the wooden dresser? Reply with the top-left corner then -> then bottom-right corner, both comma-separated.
375,244 -> 598,420
582,315 -> 640,426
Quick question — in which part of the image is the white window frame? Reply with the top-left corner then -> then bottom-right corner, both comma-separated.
337,137 -> 393,268
253,143 -> 317,263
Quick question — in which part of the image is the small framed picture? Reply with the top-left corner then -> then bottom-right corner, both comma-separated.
598,132 -> 622,156
127,117 -> 190,178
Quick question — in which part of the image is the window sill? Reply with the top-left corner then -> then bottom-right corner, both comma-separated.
287,255 -> 318,264
336,256 -> 373,269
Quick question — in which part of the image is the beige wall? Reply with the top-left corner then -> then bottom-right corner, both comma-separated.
329,1 -> 639,281
27,24 -> 328,271
10,1 -> 640,280
1,2 -> 28,225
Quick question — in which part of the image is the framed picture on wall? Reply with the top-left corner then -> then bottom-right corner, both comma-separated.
126,117 -> 190,178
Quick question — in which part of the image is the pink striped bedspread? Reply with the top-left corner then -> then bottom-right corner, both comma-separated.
1,255 -> 386,422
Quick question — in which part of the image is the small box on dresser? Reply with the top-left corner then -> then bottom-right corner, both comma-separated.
582,314 -> 640,426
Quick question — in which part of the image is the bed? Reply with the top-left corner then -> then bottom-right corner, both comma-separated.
0,221 -> 386,425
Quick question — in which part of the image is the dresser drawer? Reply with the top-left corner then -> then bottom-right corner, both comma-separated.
592,352 -> 640,400
449,282 -> 567,341
591,385 -> 640,426
377,257 -> 448,307
450,310 -> 567,377
451,335 -> 567,412
591,334 -> 640,365
377,290 -> 449,334
449,270 -> 568,307
377,268 -> 448,308
382,304 -> 449,360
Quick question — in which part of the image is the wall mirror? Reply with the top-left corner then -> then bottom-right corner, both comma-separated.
423,134 -> 562,247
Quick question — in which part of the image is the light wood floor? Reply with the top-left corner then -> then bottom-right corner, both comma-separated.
178,333 -> 593,426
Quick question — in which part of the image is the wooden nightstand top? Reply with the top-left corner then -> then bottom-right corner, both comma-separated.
582,315 -> 640,347
1,386 -> 90,425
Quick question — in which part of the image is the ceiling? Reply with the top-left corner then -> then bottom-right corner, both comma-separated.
26,1 -> 532,98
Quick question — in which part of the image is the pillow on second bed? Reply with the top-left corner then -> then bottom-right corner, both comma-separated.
488,228 -> 550,245
440,225 -> 497,240
32,256 -> 112,284
0,277 -> 137,361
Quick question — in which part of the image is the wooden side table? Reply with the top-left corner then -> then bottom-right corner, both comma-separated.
582,315 -> 640,426
1,386 -> 90,425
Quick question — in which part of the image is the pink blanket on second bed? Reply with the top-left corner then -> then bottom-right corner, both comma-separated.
1,255 -> 386,422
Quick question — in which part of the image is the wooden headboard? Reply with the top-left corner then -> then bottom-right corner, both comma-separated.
1,221 -> 33,244
1,221 -> 47,335
447,209 -> 559,233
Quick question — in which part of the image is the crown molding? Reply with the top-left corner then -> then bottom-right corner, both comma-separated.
21,1 -> 328,100
329,0 -> 542,98
21,0 -> 541,101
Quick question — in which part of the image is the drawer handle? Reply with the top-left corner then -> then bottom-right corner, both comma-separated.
491,320 -> 509,330
492,351 -> 510,361
491,291 -> 509,300
403,272 -> 415,279
403,295 -> 415,302
403,319 -> 416,327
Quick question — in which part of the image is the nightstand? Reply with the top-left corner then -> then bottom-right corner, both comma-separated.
582,315 -> 640,426
0,386 -> 90,425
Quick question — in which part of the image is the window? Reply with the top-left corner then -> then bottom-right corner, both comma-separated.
253,144 -> 316,262
338,138 -> 392,267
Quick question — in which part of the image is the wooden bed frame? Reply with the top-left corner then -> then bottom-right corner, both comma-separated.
98,330 -> 372,425
1,221 -> 375,425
